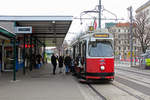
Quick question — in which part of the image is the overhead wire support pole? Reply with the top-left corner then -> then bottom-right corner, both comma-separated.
23,35 -> 26,75
13,38 -> 16,81
99,0 -> 101,28
128,6 -> 133,67
79,0 -> 123,29
29,35 -> 33,71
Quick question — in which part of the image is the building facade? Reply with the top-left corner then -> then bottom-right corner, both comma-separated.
108,22 -> 141,60
136,0 -> 150,17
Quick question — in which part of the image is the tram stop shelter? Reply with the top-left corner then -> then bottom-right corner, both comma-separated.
0,16 -> 73,80
0,26 -> 16,78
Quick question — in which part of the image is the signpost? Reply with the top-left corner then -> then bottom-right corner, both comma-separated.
15,27 -> 32,34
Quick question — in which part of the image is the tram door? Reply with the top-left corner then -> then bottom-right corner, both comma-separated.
81,41 -> 86,72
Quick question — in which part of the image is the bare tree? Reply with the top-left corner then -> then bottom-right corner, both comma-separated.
134,12 -> 150,53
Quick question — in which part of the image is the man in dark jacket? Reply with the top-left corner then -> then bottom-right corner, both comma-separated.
64,54 -> 71,74
51,53 -> 57,75
58,55 -> 64,73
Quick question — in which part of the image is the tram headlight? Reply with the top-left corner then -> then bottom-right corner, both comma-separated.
100,66 -> 105,71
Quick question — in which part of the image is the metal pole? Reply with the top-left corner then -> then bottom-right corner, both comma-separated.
34,37 -> 37,56
1,40 -> 4,72
23,35 -> 26,75
13,38 -> 16,81
99,0 -> 101,28
34,37 -> 36,68
29,35 -> 32,71
129,6 -> 133,67
43,44 -> 45,64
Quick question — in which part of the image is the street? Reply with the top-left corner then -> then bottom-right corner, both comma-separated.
91,65 -> 150,100
1,63 -> 150,100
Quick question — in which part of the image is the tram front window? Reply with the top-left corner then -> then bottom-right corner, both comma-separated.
88,40 -> 113,57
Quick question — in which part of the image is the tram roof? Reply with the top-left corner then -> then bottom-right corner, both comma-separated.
80,29 -> 113,39
0,26 -> 16,40
0,15 -> 73,47
71,28 -> 113,46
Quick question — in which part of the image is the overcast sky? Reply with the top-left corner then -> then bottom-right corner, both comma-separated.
0,0 -> 146,16
0,0 -> 147,41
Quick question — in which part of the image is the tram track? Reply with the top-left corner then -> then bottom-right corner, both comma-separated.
87,84 -> 107,100
117,73 -> 150,85
116,68 -> 150,77
111,82 -> 145,100
115,75 -> 150,96
74,72 -> 148,100
88,81 -> 146,100
115,68 -> 150,97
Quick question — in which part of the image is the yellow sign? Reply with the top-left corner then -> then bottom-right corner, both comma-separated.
89,26 -> 94,31
94,34 -> 109,38
127,52 -> 134,57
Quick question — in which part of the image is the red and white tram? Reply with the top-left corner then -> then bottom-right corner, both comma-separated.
72,28 -> 114,81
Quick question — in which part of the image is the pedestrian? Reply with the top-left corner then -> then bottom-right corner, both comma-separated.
71,58 -> 75,73
58,55 -> 64,73
51,53 -> 57,75
0,51 -> 1,72
64,54 -> 71,74
32,54 -> 36,68
36,54 -> 42,64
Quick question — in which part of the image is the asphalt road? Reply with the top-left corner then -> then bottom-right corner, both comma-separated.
1,64 -> 150,100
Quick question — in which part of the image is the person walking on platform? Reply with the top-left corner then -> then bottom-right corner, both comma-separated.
51,53 -> 57,75
58,55 -> 64,73
64,54 -> 71,74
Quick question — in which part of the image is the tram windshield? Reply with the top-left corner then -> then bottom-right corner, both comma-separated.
88,40 -> 113,57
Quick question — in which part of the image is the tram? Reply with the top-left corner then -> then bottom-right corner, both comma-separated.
72,28 -> 114,81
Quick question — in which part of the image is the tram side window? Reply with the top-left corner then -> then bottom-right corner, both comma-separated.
88,40 -> 113,57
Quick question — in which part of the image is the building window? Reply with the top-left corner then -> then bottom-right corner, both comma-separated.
113,29 -> 116,32
125,34 -> 128,39
118,34 -> 120,38
116,34 -> 118,38
147,9 -> 149,15
124,41 -> 126,44
124,47 -> 126,50
119,47 -> 121,51
126,47 -> 128,50
135,40 -> 136,44
124,29 -> 126,32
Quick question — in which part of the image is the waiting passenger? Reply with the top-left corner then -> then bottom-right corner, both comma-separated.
51,53 -> 57,75
58,55 -> 64,73
64,54 -> 71,74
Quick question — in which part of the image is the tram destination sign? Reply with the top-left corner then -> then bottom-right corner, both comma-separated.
94,34 -> 109,38
15,27 -> 32,34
